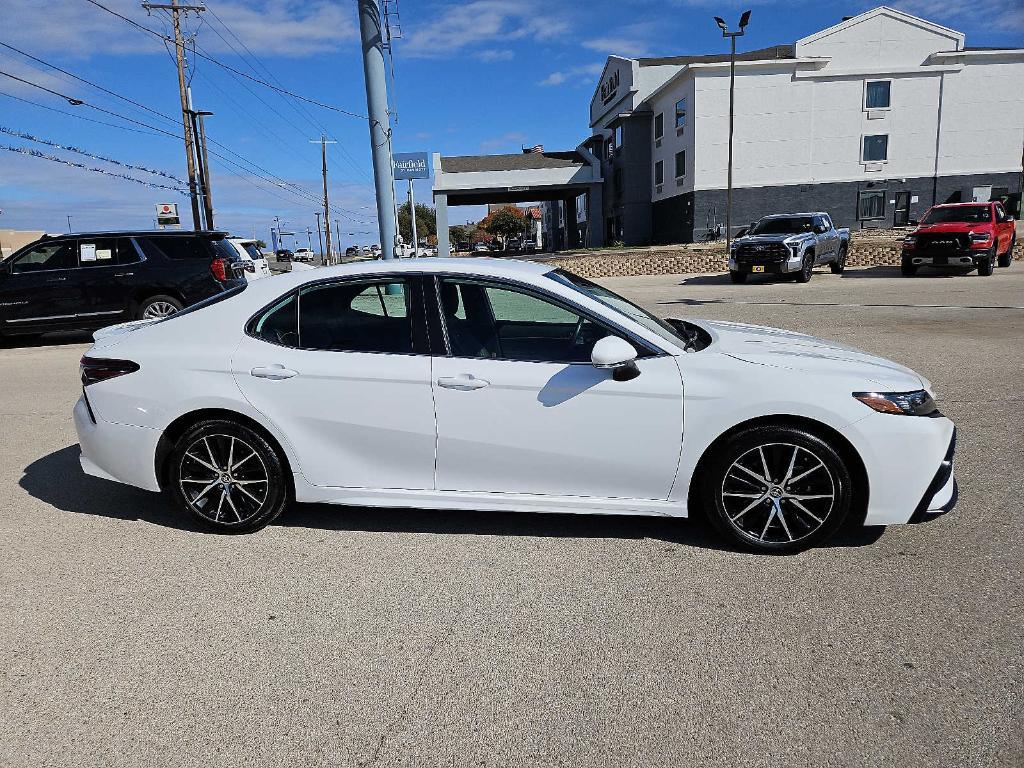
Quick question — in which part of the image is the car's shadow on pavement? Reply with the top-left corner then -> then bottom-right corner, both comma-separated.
23,446 -> 885,552
0,331 -> 94,349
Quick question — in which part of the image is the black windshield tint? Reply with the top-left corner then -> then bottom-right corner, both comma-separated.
751,217 -> 814,235
921,206 -> 992,224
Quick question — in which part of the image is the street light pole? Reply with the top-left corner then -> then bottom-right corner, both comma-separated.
66,215 -> 73,233
714,10 -> 751,252
314,212 -> 325,263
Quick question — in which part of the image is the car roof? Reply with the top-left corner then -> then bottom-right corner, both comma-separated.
759,212 -> 826,218
931,202 -> 992,208
42,230 -> 228,239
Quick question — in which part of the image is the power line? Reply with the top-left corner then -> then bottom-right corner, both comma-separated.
0,89 -> 168,137
2,144 -> 187,193
83,0 -> 369,120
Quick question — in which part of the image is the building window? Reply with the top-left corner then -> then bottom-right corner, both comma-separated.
865,81 -> 891,109
862,134 -> 888,162
674,150 -> 686,179
858,190 -> 886,220
654,160 -> 664,186
675,98 -> 687,129
613,125 -> 623,151
613,168 -> 623,198
654,113 -> 664,141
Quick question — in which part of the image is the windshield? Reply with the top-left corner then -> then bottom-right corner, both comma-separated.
549,269 -> 686,349
921,206 -> 991,224
751,217 -> 814,235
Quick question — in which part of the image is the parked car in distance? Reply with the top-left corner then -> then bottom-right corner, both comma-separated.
472,242 -> 490,253
0,230 -> 246,337
227,238 -> 271,281
274,249 -> 294,263
345,246 -> 359,259
901,202 -> 1016,277
75,258 -> 956,553
729,213 -> 850,283
293,248 -> 315,263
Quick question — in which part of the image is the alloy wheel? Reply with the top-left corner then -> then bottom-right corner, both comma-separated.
719,442 -> 836,545
142,301 -> 179,319
178,434 -> 269,524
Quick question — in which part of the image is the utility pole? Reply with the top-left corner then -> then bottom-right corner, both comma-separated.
713,10 -> 751,251
357,0 -> 397,261
310,136 -> 337,264
314,211 -> 325,262
66,215 -> 73,233
144,0 -> 205,231
194,108 -> 215,229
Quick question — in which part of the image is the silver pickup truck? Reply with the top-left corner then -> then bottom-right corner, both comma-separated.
728,212 -> 851,283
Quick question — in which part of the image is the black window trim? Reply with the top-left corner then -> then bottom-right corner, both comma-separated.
244,273 -> 431,357
427,273 -> 666,364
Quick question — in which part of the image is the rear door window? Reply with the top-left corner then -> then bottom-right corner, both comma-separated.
299,279 -> 413,354
139,236 -> 214,260
77,238 -> 127,268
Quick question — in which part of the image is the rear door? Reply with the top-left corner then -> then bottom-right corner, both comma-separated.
0,239 -> 86,332
76,237 -> 141,325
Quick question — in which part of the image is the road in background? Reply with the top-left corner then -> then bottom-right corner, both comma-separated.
1,266 -> 1021,767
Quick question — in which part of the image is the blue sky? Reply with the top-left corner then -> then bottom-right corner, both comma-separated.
1,0 -> 1021,248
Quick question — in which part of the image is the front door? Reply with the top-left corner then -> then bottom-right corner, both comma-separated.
430,277 -> 683,500
0,239 -> 85,333
893,192 -> 911,227
231,276 -> 436,490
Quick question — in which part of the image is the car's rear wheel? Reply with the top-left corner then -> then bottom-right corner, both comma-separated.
998,235 -> 1015,268
829,246 -> 847,274
795,253 -> 814,283
138,295 -> 183,320
901,260 -> 917,277
168,419 -> 289,533
729,270 -> 747,284
701,426 -> 852,553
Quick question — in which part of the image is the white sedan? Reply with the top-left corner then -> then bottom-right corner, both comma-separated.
73,258 -> 956,552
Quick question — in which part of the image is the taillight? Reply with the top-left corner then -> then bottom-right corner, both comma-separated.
210,257 -> 229,281
80,356 -> 140,386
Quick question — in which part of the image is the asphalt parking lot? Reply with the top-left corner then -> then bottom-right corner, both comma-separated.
1,264 -> 1021,767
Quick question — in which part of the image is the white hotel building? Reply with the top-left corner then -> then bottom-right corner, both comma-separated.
586,6 -> 1024,245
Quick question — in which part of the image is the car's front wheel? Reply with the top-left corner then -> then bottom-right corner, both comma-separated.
998,235 -> 1015,268
168,419 -> 289,533
795,253 -> 814,283
977,254 -> 994,277
901,260 -> 917,277
701,425 -> 852,553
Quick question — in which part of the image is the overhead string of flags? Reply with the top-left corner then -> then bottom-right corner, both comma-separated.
0,126 -> 188,185
1,144 -> 189,195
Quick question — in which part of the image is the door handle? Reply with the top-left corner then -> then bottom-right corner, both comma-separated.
250,364 -> 299,380
437,374 -> 489,391
114,272 -> 134,277
46,276 -> 67,282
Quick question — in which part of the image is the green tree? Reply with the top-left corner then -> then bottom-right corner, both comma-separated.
255,239 -> 267,250
398,202 -> 437,244
449,224 -> 471,249
481,206 -> 526,245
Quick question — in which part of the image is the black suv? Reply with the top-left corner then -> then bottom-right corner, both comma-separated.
0,230 -> 246,337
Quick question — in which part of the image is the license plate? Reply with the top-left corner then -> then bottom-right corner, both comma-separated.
752,265 -> 765,273
933,257 -> 948,266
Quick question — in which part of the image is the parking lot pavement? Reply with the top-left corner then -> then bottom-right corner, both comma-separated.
1,265 -> 1021,767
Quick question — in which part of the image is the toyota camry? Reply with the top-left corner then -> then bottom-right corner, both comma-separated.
74,258 -> 956,552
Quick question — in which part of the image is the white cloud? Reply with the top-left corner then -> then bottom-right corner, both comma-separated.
401,1 -> 570,59
475,49 -> 515,62
0,0 -> 357,59
479,131 -> 528,152
539,62 -> 604,87
888,0 -> 1024,33
581,22 -> 658,58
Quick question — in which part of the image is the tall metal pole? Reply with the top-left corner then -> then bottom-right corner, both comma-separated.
408,179 -> 418,257
315,212 -> 325,262
186,109 -> 207,229
358,0 -> 397,261
197,112 -> 214,229
726,34 -> 736,251
66,215 -> 73,233
145,0 -> 204,231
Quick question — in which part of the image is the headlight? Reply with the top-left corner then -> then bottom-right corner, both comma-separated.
969,232 -> 991,242
903,235 -> 917,245
853,390 -> 938,416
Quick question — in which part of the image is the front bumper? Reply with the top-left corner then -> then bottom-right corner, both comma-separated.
903,248 -> 991,267
728,255 -> 803,274
909,428 -> 958,523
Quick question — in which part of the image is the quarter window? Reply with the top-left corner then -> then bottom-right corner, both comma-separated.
862,135 -> 889,162
252,293 -> 298,347
438,279 -> 616,364
865,81 -> 891,109
675,98 -> 687,129
858,190 -> 886,220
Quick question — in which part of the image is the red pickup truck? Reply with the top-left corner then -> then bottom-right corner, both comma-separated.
901,201 -> 1016,277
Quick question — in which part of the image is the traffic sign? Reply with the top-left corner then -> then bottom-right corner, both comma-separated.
393,152 -> 430,180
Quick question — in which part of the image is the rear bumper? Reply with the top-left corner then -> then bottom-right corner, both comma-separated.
74,396 -> 162,492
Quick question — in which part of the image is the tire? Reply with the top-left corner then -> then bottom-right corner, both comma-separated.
998,235 -> 1015,268
137,294 -> 183,321
795,252 -> 814,283
168,419 -> 289,533
977,254 -> 994,277
700,425 -> 853,554
829,246 -> 847,274
901,260 -> 918,277
729,270 -> 747,284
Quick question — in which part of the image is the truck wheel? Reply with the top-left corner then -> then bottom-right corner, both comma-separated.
829,246 -> 847,274
977,255 -> 994,277
998,235 -> 1015,268
729,270 -> 747,284
795,253 -> 814,283
901,260 -> 917,277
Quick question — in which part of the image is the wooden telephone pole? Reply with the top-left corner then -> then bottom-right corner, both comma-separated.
311,136 -> 337,262
143,0 -> 205,230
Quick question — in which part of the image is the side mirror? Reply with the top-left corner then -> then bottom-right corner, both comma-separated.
592,336 -> 639,380
909,218 -> 919,226
735,227 -> 747,238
